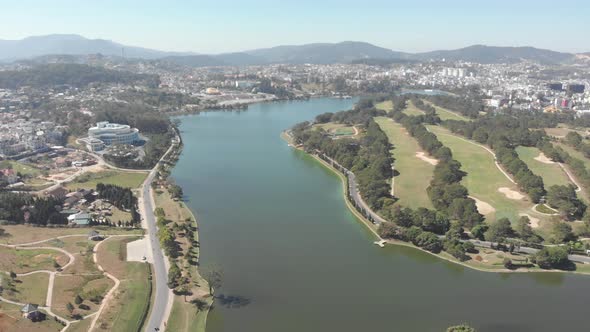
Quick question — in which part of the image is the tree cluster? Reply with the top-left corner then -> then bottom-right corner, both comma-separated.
533,246 -> 571,269
293,105 -> 393,211
0,63 -> 159,89
425,94 -> 482,118
546,185 -> 586,220
95,183 -> 140,224
0,192 -> 67,225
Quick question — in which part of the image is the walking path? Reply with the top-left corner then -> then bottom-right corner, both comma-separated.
0,233 -> 139,332
558,162 -> 583,193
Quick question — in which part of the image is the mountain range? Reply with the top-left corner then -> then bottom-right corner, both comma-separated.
0,34 -> 586,66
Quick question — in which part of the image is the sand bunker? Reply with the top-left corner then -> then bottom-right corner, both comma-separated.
469,196 -> 495,215
415,152 -> 438,165
519,213 -> 540,228
498,187 -> 525,200
534,153 -> 554,164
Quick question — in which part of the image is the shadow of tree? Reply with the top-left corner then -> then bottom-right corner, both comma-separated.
215,294 -> 252,309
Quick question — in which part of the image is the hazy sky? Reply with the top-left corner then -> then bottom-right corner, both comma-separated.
1,0 -> 589,53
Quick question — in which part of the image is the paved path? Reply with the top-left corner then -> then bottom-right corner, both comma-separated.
142,136 -> 178,332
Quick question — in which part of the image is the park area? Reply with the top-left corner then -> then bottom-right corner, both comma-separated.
312,122 -> 358,138
516,146 -> 573,188
0,226 -> 149,332
424,100 -> 471,121
375,99 -> 425,116
402,99 -> 425,116
375,117 -> 435,209
93,236 -> 152,332
427,125 -> 549,226
154,189 -> 212,332
65,169 -> 147,190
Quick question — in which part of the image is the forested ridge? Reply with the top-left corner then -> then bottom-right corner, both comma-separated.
0,63 -> 159,89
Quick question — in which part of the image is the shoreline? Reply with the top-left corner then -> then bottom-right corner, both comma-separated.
153,126 -> 211,332
281,131 -> 590,276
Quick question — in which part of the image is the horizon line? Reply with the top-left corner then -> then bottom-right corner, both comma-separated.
1,33 -> 588,55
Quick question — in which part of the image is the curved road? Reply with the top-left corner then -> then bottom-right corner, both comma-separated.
317,152 -> 387,225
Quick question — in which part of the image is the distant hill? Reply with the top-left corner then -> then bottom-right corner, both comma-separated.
0,34 -> 191,62
163,42 -> 576,66
413,45 -> 574,64
245,41 -> 409,64
0,35 -> 580,65
0,63 -> 159,89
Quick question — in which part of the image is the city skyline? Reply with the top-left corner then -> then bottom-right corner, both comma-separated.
1,0 -> 589,54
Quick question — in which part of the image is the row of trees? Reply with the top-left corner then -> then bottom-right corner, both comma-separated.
426,94 -> 482,119
564,132 -> 590,158
391,110 -> 483,228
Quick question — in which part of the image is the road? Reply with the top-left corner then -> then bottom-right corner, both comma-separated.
141,168 -> 172,332
142,138 -> 178,332
318,152 -> 388,225
468,239 -> 590,264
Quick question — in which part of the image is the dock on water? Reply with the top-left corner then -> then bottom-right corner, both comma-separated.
374,240 -> 386,248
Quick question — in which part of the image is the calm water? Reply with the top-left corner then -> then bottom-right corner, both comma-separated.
173,98 -> 590,332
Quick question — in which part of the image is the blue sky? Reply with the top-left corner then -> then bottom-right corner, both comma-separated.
0,0 -> 589,53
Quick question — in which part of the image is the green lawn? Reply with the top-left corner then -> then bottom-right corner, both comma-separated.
375,100 -> 392,111
0,160 -> 42,176
427,125 -> 543,223
166,296 -> 210,332
403,99 -> 425,116
3,272 -> 49,305
555,142 -> 590,170
0,247 -> 67,274
535,204 -> 558,214
375,117 -> 434,209
334,127 -> 355,136
0,300 -> 64,331
65,170 -> 147,190
516,146 -> 572,188
424,100 -> 471,121
312,122 -> 356,137
95,237 -> 151,332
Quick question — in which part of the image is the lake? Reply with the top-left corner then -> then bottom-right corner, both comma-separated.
172,98 -> 589,332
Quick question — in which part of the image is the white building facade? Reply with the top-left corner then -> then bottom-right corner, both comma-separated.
87,122 -> 140,146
